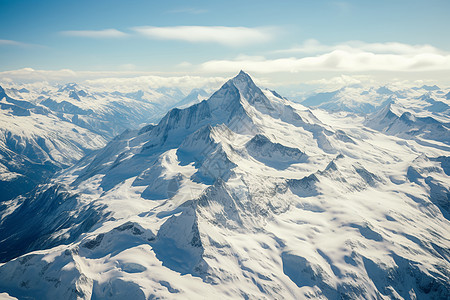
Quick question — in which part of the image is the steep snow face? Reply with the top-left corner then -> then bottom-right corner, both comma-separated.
0,83 -> 200,201
303,84 -> 450,147
0,86 -> 107,201
0,72 -> 449,299
173,88 -> 209,109
302,84 -> 450,120
365,102 -> 450,145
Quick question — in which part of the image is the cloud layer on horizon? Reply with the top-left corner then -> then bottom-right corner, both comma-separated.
0,67 -> 447,99
0,68 -> 227,92
200,40 -> 450,73
274,39 -> 445,55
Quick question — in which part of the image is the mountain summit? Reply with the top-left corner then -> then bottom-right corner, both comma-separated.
0,72 -> 449,299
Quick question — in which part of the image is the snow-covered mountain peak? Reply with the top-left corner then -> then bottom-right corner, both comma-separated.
365,97 -> 450,144
376,86 -> 394,95
230,69 -> 253,86
373,101 -> 396,117
139,71 -> 275,150
208,70 -> 274,112
228,70 -> 276,108
57,82 -> 78,93
1,73 -> 449,299
420,84 -> 440,91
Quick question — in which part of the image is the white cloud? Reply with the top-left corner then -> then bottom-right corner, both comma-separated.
132,26 -> 274,46
306,75 -> 365,86
0,39 -> 27,46
0,68 -> 78,83
275,39 -> 445,55
352,41 -> 443,55
61,29 -> 127,38
0,39 -> 43,48
84,75 -> 226,93
200,48 -> 450,73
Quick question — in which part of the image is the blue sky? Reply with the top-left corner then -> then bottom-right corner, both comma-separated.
1,0 -> 450,91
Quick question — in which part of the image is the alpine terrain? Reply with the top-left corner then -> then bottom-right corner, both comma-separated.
0,71 -> 449,299
0,83 -> 208,202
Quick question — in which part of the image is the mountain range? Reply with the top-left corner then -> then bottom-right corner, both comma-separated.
0,72 -> 449,299
0,83 -> 208,202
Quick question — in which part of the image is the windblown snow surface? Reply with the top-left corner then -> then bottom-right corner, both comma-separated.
0,72 -> 449,299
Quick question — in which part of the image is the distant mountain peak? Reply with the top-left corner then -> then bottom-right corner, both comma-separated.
420,84 -> 440,91
187,88 -> 208,96
57,82 -> 78,93
376,86 -> 393,95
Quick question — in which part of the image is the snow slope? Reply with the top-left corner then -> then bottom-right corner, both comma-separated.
0,83 -> 198,201
301,86 -> 395,114
365,102 -> 450,146
302,84 -> 450,119
0,72 -> 449,299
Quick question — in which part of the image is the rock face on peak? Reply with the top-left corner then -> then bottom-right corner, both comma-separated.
0,72 -> 449,299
